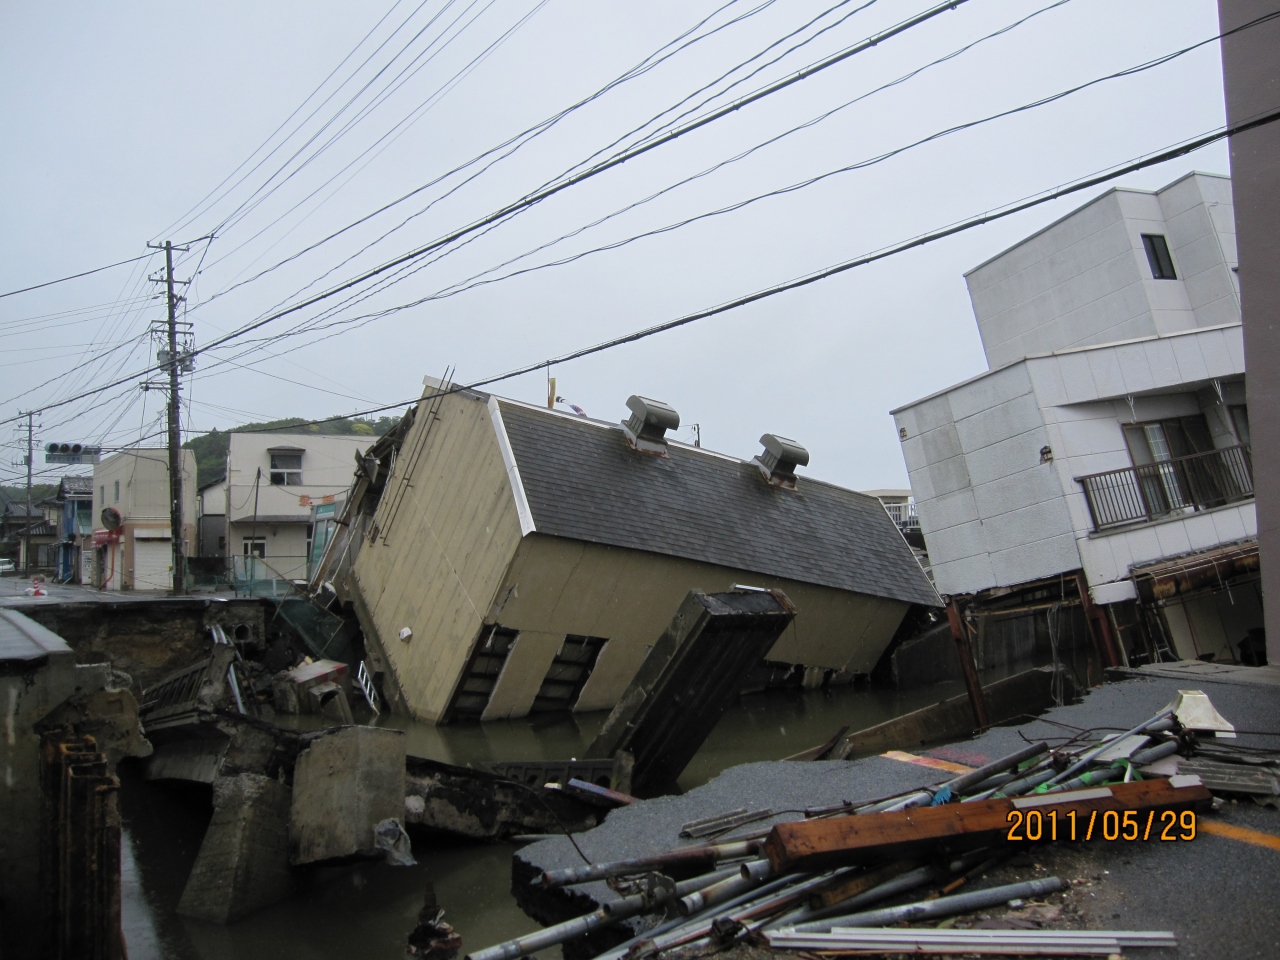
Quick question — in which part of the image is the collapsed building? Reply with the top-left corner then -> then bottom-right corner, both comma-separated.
314,385 -> 939,723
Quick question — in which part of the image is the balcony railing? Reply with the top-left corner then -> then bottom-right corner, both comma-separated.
1078,444 -> 1253,531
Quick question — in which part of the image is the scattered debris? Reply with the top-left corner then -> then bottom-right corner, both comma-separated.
374,817 -> 417,867
407,883 -> 463,960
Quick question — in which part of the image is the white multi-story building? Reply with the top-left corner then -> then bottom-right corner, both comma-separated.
222,432 -> 373,582
892,172 -> 1259,666
90,448 -> 197,590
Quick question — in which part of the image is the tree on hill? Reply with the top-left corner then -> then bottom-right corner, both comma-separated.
184,416 -> 399,488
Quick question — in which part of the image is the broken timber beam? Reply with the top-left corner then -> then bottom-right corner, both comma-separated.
764,776 -> 1212,874
944,600 -> 989,731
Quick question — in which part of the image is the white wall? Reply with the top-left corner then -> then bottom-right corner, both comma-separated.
225,433 -> 369,523
896,324 -> 1249,597
966,173 -> 1237,370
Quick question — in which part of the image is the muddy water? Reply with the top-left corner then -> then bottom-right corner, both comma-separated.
120,680 -> 964,959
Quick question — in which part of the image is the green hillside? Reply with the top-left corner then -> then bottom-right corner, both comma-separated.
184,416 -> 398,488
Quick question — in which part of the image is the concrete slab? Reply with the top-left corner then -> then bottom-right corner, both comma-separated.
177,774 -> 294,923
288,726 -> 406,865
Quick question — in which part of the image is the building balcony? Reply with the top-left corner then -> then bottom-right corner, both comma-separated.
1077,444 -> 1253,531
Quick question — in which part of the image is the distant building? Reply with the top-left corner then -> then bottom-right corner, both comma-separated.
51,476 -> 93,582
223,432 -> 372,584
324,385 -> 939,724
893,172 -> 1258,666
91,449 -> 196,590
1,502 -> 56,573
196,476 -> 227,559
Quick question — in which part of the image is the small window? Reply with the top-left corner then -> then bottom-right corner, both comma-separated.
100,485 -> 105,505
113,480 -> 120,503
1141,234 -> 1178,280
269,452 -> 303,486
242,536 -> 266,558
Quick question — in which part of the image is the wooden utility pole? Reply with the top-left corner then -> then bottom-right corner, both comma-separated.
149,240 -> 189,594
23,411 -> 33,576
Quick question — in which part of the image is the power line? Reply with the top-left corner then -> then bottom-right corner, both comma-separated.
209,107 -> 1280,436
184,0 -> 971,361
191,0 -> 777,308
0,251 -> 156,300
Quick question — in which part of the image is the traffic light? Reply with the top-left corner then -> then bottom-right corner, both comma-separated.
44,443 -> 102,464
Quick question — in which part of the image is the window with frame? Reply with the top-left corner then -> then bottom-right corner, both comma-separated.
242,536 -> 266,558
113,480 -> 120,502
1141,234 -> 1178,280
269,451 -> 303,486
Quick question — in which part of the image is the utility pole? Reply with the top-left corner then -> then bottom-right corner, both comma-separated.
149,240 -> 190,594
23,412 -> 33,576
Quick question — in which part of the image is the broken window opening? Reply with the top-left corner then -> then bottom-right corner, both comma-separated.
530,635 -> 608,714
446,625 -> 519,721
269,451 -> 304,486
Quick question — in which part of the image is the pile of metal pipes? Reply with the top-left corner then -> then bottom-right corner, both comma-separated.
768,927 -> 1178,954
467,706 -> 1192,960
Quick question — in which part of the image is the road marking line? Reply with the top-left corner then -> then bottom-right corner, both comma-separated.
880,750 -> 975,775
1200,819 -> 1280,851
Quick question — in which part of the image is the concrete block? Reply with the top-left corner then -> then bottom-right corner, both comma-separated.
955,393 -> 1044,453
1170,335 -> 1209,382
988,533 -> 1080,587
289,726 -> 406,865
1143,337 -> 1181,388
1154,520 -> 1194,559
1086,348 -> 1126,399
1199,328 -> 1235,377
920,423 -> 963,465
948,364 -> 1032,422
917,487 -> 979,533
177,774 -> 294,923
1211,506 -> 1248,545
1056,351 -> 1098,404
964,427 -> 1050,487
925,454 -> 972,498
930,553 -> 996,596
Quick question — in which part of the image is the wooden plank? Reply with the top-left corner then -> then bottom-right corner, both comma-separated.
764,778 -> 1213,874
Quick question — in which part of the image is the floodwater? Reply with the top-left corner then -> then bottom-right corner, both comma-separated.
120,679 -> 965,959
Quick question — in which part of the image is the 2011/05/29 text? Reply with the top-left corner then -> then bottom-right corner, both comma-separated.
1006,809 -> 1197,842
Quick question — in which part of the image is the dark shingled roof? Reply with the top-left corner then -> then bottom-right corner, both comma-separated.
497,401 -> 939,607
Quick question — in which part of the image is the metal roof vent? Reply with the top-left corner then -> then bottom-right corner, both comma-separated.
622,395 -> 680,455
753,434 -> 809,489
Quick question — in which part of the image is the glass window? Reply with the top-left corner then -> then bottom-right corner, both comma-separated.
113,480 -> 120,502
242,536 -> 266,558
269,452 -> 303,486
1141,234 -> 1178,280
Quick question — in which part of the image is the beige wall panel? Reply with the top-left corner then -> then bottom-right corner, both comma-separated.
573,639 -> 653,712
489,536 -> 913,713
481,630 -> 564,720
354,392 -> 523,722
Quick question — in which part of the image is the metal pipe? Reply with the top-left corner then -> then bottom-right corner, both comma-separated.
1041,764 -> 1126,794
592,873 -> 808,960
1046,708 -> 1172,786
1130,739 -> 1179,765
786,876 -> 1066,934
865,742 -> 1050,812
534,839 -> 762,887
470,867 -> 737,960
992,763 -> 1058,799
676,859 -> 773,916
762,864 -> 939,931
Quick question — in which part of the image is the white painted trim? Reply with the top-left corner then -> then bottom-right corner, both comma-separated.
488,396 -> 536,537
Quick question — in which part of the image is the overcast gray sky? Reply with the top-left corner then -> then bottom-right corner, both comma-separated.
0,0 -> 1230,492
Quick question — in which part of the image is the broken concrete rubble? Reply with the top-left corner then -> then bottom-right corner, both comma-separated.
289,725 -> 407,865
586,588 -> 797,794
177,773 -> 295,923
